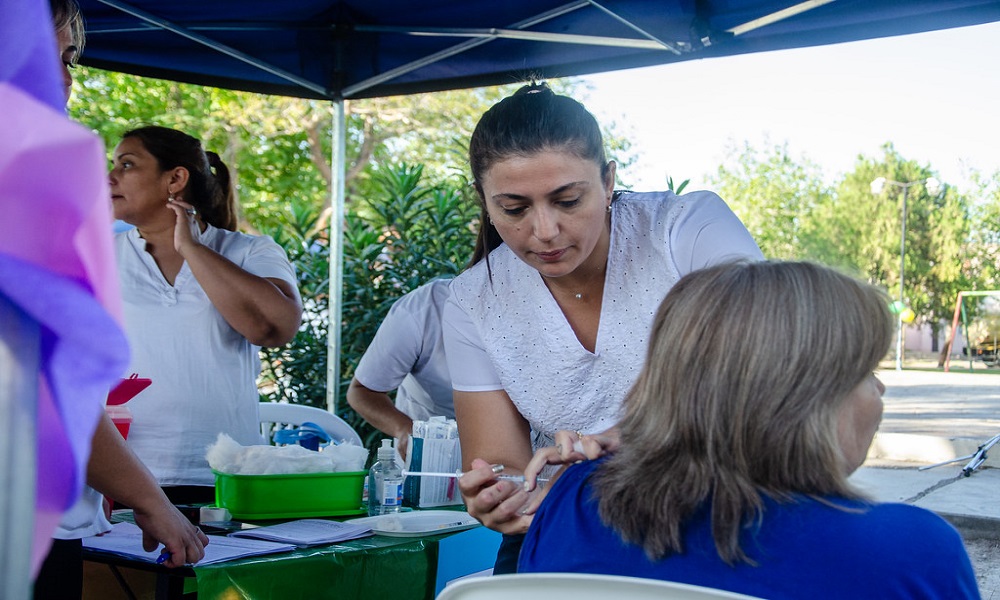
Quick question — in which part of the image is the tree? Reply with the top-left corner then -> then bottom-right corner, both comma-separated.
70,70 -> 633,231
709,140 -> 831,259
71,70 -> 330,231
966,170 -> 1000,290
808,144 -> 971,348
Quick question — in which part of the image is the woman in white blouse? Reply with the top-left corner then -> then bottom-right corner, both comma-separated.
110,126 -> 302,503
443,82 -> 763,572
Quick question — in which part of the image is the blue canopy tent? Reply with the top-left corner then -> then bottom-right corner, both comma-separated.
74,0 -> 1000,411
4,2 -> 1000,594
77,0 -> 1000,101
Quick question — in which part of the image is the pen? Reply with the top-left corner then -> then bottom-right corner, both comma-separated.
155,551 -> 171,565
401,470 -> 549,484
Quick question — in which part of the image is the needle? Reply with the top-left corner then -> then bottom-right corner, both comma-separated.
401,470 -> 549,484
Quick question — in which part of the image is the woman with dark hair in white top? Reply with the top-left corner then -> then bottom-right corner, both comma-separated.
444,82 -> 763,572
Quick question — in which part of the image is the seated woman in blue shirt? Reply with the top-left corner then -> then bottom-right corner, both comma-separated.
518,261 -> 979,600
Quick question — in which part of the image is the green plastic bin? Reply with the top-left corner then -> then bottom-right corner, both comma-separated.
213,470 -> 366,520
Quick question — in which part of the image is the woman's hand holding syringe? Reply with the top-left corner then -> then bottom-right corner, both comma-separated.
454,428 -> 620,535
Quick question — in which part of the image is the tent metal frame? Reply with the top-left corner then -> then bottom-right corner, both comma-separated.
89,0 -> 842,412
90,0 -> 836,99
7,0 -> 1000,593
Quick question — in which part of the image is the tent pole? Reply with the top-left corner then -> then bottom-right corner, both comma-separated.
0,294 -> 39,599
326,100 -> 346,414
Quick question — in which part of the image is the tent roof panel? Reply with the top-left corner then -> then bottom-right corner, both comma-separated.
77,1 -> 1000,99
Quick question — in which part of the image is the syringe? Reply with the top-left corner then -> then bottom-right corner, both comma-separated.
401,470 -> 549,484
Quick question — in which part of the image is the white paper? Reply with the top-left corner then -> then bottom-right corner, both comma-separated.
83,522 -> 295,566
228,518 -> 372,545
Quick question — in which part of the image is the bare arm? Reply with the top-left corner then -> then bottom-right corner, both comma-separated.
455,389 -> 536,534
183,246 -> 302,347
87,414 -> 208,568
346,378 -> 414,456
168,199 -> 302,347
455,389 -> 533,471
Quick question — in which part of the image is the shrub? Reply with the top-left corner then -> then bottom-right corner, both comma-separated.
259,163 -> 478,449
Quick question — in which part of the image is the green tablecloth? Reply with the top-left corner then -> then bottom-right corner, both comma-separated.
194,533 -> 442,599
97,508 -> 500,599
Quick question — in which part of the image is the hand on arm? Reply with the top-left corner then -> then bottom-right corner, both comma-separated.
522,426 -> 621,492
87,414 -> 208,568
165,198 -> 302,347
454,390 -> 536,534
346,378 -> 414,459
565,426 -> 620,461
507,426 -> 621,519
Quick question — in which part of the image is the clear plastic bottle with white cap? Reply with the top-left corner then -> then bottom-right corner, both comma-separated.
367,439 -> 403,516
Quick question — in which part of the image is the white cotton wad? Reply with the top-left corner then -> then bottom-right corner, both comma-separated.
327,443 -> 369,472
206,433 -> 368,475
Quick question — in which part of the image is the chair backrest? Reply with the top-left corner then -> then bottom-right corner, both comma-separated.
259,402 -> 363,447
436,573 -> 764,600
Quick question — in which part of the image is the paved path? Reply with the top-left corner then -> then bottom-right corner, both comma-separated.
877,368 -> 1000,440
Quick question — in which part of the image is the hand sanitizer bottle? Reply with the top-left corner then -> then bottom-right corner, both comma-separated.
367,439 -> 403,516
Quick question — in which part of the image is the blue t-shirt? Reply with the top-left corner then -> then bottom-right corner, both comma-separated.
520,458 -> 979,599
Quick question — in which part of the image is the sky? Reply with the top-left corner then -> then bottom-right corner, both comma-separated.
577,21 -> 1000,194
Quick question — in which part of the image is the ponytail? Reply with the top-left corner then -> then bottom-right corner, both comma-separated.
123,126 -> 239,231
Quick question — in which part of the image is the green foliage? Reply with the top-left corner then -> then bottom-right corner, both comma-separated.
257,199 -> 331,412
967,170 -> 1000,290
710,139 -> 832,260
665,176 -> 689,195
804,144 -> 970,352
710,139 -> 981,348
70,68 -> 629,231
807,144 -> 972,338
802,154 -> 897,276
260,164 -> 478,449
71,69 -> 330,231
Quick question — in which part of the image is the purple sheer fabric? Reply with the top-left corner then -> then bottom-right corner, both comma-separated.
0,0 -> 64,112
1,0 -> 129,575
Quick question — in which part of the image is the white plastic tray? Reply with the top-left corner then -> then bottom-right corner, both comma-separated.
345,510 -> 479,537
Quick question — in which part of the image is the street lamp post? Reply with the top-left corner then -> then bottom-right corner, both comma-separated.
870,176 -> 941,371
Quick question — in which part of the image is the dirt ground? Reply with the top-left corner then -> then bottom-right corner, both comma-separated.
967,538 -> 1000,599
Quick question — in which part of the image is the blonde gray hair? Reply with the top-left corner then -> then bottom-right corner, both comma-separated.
593,261 -> 892,564
50,0 -> 85,56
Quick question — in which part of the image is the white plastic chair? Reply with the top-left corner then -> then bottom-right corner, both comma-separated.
259,402 -> 363,447
436,573 -> 764,600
